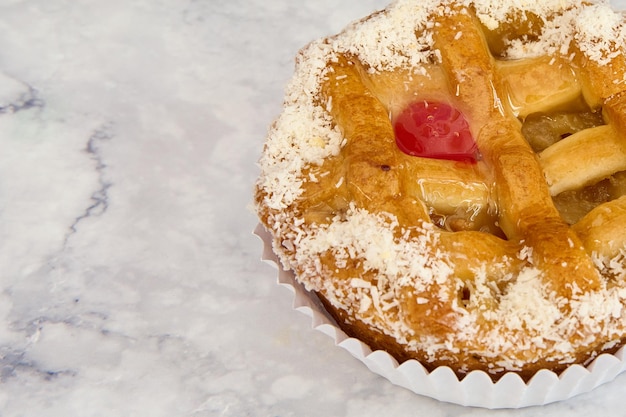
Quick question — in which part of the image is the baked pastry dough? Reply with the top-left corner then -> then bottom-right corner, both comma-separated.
254,0 -> 626,380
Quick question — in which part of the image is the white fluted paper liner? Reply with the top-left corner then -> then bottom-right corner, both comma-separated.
254,224 -> 626,408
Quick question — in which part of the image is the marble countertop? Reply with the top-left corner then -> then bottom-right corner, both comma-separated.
2,0 -> 626,415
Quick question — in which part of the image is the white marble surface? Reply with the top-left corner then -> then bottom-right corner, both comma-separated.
1,0 -> 626,415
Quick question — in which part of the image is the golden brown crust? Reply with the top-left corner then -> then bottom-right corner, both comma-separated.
255,0 -> 626,380
317,291 -> 626,381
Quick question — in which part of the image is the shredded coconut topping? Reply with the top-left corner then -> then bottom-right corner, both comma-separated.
574,4 -> 626,65
255,0 -> 626,375
335,0 -> 441,72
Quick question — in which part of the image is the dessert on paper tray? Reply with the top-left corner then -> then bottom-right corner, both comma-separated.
254,0 -> 626,386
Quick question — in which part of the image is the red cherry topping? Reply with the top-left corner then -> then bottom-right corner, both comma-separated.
393,101 -> 479,163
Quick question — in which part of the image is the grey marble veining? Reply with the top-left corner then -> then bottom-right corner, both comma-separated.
0,0 -> 625,415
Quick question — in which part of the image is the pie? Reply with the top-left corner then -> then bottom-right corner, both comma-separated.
254,0 -> 626,380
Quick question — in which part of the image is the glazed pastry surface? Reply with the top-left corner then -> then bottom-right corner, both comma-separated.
255,0 -> 626,379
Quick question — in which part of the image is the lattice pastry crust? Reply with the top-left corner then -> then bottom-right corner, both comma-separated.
255,0 -> 626,380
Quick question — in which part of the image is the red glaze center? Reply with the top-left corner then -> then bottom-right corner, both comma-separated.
393,101 -> 479,163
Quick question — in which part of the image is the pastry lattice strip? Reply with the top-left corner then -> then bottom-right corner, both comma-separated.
253,2 -> 626,379
319,6 -> 614,296
415,7 -> 626,263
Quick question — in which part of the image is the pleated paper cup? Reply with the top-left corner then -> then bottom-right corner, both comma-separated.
254,224 -> 626,409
